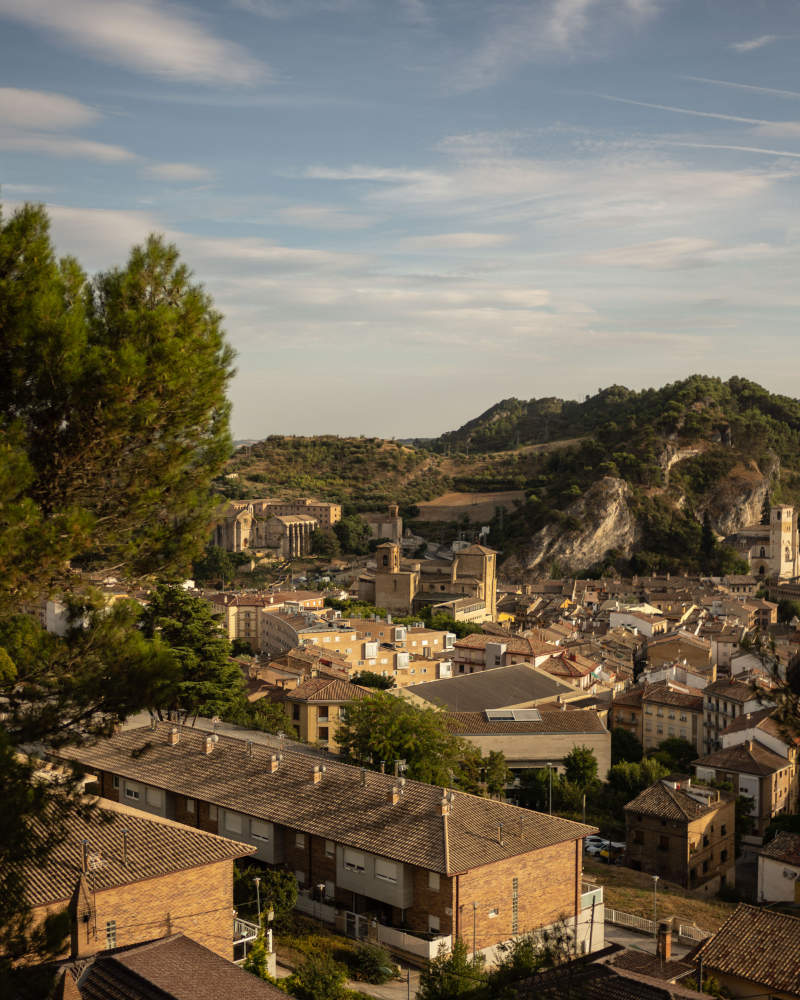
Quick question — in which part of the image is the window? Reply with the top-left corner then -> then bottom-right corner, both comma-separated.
634,829 -> 644,845
375,858 -> 398,883
295,833 -> 305,849
658,835 -> 669,852
702,860 -> 709,874
325,840 -> 335,858
721,824 -> 727,836
145,786 -> 163,808
720,849 -> 728,862
292,705 -> 300,721
318,706 -> 329,721
428,872 -> 440,891
112,774 -> 120,790
251,818 -> 271,841
225,811 -> 242,834
124,785 -> 140,801
209,805 -> 218,820
318,727 -> 329,742
344,848 -> 365,872
185,797 -> 195,813
511,877 -> 519,935
105,920 -> 116,949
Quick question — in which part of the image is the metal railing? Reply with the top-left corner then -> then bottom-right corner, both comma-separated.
678,922 -> 712,942
606,908 -> 656,935
580,883 -> 603,909
234,917 -> 259,943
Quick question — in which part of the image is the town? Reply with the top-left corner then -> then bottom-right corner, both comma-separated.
10,482 -> 799,1000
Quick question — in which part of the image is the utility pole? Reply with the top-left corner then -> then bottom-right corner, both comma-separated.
472,901 -> 477,962
254,876 -> 262,921
652,875 -> 659,939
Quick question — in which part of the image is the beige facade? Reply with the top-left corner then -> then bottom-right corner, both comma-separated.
729,504 -> 799,580
214,497 -> 341,553
625,779 -> 735,892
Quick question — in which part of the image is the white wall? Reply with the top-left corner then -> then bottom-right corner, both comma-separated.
758,855 -> 800,902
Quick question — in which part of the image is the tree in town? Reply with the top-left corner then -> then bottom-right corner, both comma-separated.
286,952 -> 348,1000
611,727 -> 643,765
336,691 -> 478,788
651,737 -> 698,773
333,515 -> 372,555
192,543 -> 241,588
0,203 -> 235,985
484,750 -> 511,797
139,584 -> 247,723
311,528 -> 341,559
350,670 -> 395,690
563,746 -> 598,789
417,939 -> 486,1000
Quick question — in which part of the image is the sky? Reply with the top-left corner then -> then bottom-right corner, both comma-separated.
1,1 -> 800,440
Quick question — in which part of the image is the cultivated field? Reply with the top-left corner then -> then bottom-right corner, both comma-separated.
415,490 -> 526,522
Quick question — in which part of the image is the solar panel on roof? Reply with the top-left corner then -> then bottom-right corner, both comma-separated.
511,709 -> 542,722
485,709 -> 515,721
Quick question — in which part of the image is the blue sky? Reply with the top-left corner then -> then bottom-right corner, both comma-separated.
1,0 -> 800,439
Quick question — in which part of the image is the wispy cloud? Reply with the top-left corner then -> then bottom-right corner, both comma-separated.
0,131 -> 135,162
731,35 -> 778,53
0,0 -> 265,85
662,141 -> 800,160
399,232 -> 511,250
230,0 -> 357,18
596,93 -> 800,136
143,162 -> 214,182
582,236 -> 781,270
684,76 -> 800,101
0,88 -> 100,129
452,0 -> 661,93
277,203 -> 377,229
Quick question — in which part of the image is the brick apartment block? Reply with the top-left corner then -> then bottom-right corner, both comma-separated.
23,800 -> 254,963
66,722 -> 597,954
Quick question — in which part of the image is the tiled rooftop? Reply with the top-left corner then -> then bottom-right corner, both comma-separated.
758,831 -> 800,866
624,781 -> 724,823
444,709 -> 606,735
693,741 -> 789,776
694,904 -> 800,995
73,933 -> 286,1000
65,723 -> 595,875
22,800 -> 253,908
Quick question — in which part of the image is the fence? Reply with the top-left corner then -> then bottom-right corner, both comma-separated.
678,923 -> 712,943
607,909 -> 712,943
606,908 -> 656,935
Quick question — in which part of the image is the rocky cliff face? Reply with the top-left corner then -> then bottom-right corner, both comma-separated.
705,460 -> 775,537
505,476 -> 640,577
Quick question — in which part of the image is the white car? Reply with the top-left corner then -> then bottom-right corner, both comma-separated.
584,836 -> 605,855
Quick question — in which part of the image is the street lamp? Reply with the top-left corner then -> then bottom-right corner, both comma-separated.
652,875 -> 659,938
254,876 -> 262,921
546,762 -> 553,815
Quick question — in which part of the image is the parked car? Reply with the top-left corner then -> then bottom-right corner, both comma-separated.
584,836 -> 606,856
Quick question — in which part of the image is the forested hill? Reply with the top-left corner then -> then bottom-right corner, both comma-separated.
428,376 -> 800,466
223,377 -> 800,576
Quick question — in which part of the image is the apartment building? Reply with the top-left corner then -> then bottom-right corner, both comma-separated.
694,739 -> 796,837
608,611 -> 669,638
284,677 -> 371,750
451,633 -> 557,674
641,684 -> 704,755
23,799 -> 254,962
66,722 -> 599,957
702,677 -> 770,754
624,778 -> 735,892
207,591 -> 326,653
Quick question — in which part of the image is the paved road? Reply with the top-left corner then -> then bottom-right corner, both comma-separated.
276,962 -> 420,1000
604,926 -> 692,959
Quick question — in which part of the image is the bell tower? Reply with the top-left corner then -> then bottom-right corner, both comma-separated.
770,505 -> 795,578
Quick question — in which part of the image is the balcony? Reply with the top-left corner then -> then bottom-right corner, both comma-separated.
233,915 -> 260,964
581,882 -> 603,909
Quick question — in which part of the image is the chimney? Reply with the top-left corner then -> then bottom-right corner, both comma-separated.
168,726 -> 179,746
656,919 -> 673,962
81,839 -> 89,874
150,717 -> 157,732
497,822 -> 504,845
312,764 -> 322,784
360,767 -> 367,787
203,735 -> 214,755
269,754 -> 279,773
389,785 -> 400,805
745,739 -> 753,752
247,740 -> 253,757
440,795 -> 450,816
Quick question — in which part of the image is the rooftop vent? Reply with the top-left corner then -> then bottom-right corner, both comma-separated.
270,754 -> 279,773
168,726 -> 179,746
204,735 -> 214,755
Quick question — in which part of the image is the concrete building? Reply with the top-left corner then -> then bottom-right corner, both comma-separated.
624,778 -> 735,892
444,708 -> 611,780
284,677 -> 371,750
694,739 -> 796,837
701,677 -> 770,754
757,832 -> 800,903
66,722 -> 603,960
608,610 -> 669,638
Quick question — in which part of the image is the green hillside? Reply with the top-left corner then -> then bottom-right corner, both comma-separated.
221,377 -> 800,575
